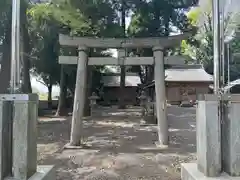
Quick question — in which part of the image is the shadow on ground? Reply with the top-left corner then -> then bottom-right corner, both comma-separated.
37,106 -> 196,180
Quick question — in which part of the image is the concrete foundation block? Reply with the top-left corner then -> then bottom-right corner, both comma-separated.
4,165 -> 55,180
12,94 -> 38,179
0,100 -> 12,179
221,94 -> 240,176
0,95 -> 55,180
196,94 -> 221,177
29,166 -> 55,180
181,163 -> 240,180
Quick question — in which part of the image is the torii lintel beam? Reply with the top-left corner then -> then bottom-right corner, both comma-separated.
58,56 -> 186,65
59,33 -> 191,48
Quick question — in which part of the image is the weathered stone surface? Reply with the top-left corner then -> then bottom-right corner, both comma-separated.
5,165 -> 55,180
181,163 -> 240,180
222,94 -> 240,176
59,33 -> 191,48
0,100 -> 12,179
12,94 -> 38,179
153,47 -> 168,146
70,47 -> 88,145
196,94 -> 221,177
29,165 -> 55,180
0,94 -> 55,180
84,170 -> 120,180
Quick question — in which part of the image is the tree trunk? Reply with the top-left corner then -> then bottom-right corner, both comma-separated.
83,66 -> 92,116
47,84 -> 52,109
55,65 -> 68,116
0,21 -> 11,93
21,24 -> 32,93
119,0 -> 126,108
20,1 -> 32,93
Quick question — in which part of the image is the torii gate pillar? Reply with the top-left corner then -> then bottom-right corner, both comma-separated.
153,47 -> 168,146
70,46 -> 88,146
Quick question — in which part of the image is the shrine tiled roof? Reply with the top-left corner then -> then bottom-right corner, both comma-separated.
165,64 -> 213,82
143,64 -> 213,89
102,64 -> 213,88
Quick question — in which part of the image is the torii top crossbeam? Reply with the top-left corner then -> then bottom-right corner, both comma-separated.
59,33 -> 191,48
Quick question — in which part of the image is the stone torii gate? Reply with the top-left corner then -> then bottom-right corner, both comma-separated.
58,33 -> 190,147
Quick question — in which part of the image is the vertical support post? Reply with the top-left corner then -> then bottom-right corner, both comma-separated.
212,0 -> 221,94
0,99 -> 12,179
221,94 -> 240,176
118,48 -> 126,108
153,46 -> 168,146
117,48 -> 125,65
221,40 -> 225,86
70,46 -> 88,146
220,0 -> 225,87
11,94 -> 38,179
196,94 -> 221,177
227,43 -> 230,89
11,0 -> 21,92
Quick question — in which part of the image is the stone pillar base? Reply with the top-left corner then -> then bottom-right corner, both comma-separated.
5,165 -> 55,180
181,163 -> 240,180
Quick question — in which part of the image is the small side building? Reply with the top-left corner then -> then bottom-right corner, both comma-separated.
144,64 -> 213,104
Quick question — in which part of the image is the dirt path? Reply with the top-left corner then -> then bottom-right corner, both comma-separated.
37,106 -> 196,180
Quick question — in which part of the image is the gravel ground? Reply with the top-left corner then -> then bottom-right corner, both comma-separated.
37,106 -> 196,180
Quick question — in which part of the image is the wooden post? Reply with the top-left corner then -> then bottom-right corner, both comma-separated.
0,99 -> 12,179
153,47 -> 168,147
70,46 -> 88,146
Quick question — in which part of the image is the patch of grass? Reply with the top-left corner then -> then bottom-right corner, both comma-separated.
38,93 -> 48,101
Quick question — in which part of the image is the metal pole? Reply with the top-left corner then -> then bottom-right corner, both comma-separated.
10,0 -> 21,93
227,42 -> 230,92
213,0 -> 221,94
222,43 -> 225,86
16,0 -> 21,87
220,16 -> 225,86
